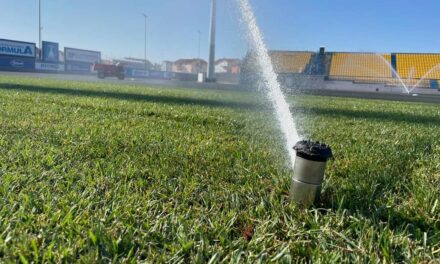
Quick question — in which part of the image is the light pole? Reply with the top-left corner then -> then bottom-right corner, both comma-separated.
39,0 -> 42,58
142,13 -> 148,71
197,30 -> 201,73
207,0 -> 216,82
197,30 -> 201,59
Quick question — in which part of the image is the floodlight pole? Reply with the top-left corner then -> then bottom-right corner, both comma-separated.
207,0 -> 216,82
142,13 -> 148,71
39,0 -> 42,58
197,30 -> 201,59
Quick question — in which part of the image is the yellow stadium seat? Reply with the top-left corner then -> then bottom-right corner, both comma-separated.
396,54 -> 440,79
329,53 -> 392,81
269,51 -> 312,73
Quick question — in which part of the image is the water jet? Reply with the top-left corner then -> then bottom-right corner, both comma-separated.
290,140 -> 333,207
236,0 -> 300,168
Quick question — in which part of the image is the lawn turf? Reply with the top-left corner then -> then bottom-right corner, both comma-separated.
0,76 -> 439,262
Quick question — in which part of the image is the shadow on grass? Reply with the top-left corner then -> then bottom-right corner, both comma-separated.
297,106 -> 440,126
0,83 -> 259,110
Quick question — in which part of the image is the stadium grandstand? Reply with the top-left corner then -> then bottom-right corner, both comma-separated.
269,51 -> 313,73
396,54 -> 440,80
266,49 -> 440,89
329,53 -> 392,82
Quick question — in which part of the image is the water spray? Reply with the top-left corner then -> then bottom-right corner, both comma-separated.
290,141 -> 333,207
236,0 -> 300,168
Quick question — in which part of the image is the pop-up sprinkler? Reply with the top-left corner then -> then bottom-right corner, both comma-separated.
290,140 -> 333,207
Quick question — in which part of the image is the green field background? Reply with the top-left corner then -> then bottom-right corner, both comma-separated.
0,76 -> 438,262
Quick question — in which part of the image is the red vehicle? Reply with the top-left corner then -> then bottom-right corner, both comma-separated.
93,63 -> 125,80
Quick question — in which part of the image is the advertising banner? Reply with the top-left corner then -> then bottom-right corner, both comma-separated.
35,62 -> 64,72
126,69 -> 149,78
149,70 -> 173,80
42,41 -> 59,63
126,69 -> 174,79
65,61 -> 94,74
64,48 -> 100,63
0,56 -> 35,71
0,39 -> 36,58
64,47 -> 100,74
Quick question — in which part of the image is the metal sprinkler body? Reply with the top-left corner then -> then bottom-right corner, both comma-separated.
290,140 -> 333,207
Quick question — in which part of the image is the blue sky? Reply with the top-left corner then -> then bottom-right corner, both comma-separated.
2,0 -> 440,63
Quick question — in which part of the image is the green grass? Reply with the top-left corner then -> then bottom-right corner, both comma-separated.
0,76 -> 438,263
